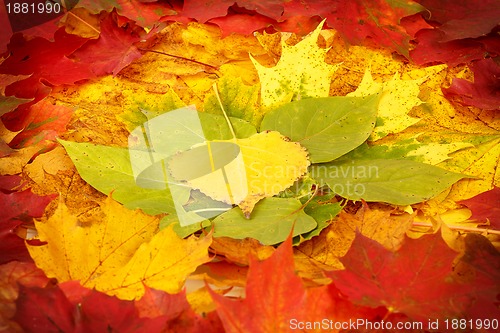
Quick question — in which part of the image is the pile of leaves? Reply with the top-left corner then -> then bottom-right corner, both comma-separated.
1,0 -> 499,332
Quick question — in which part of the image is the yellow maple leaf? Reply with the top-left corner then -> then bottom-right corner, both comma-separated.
348,68 -> 426,141
27,197 -> 212,300
250,20 -> 340,109
168,131 -> 310,218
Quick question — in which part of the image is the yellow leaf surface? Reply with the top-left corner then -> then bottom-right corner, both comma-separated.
168,131 -> 310,217
348,68 -> 426,141
27,197 -> 212,300
250,20 -> 340,108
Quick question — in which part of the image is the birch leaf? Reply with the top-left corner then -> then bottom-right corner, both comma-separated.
250,20 -> 340,109
168,131 -> 310,218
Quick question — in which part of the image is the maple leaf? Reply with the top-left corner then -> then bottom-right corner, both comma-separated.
210,236 -> 310,332
6,100 -> 73,148
347,68 -> 424,141
458,187 -> 500,229
328,232 -> 490,321
182,0 -> 285,23
0,189 -> 56,265
0,28 -> 93,103
330,0 -> 425,58
0,74 -> 32,117
27,196 -> 212,300
443,58 -> 500,111
13,282 -> 168,332
250,20 -> 340,108
410,29 -> 500,66
0,261 -> 50,332
71,14 -> 144,76
75,0 -> 176,28
168,130 -> 310,218
416,0 -> 500,42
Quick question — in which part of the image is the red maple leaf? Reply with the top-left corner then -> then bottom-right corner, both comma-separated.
75,0 -> 177,28
410,28 -> 500,66
415,0 -> 500,42
458,187 -> 500,229
3,99 -> 73,148
182,0 -> 285,23
0,189 -> 56,265
443,58 -> 500,111
210,235 -> 310,332
71,14 -> 144,76
328,232 -> 483,322
328,0 -> 424,58
0,28 -> 93,106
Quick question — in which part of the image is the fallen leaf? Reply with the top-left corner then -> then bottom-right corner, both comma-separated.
0,189 -> 56,265
0,261 -> 50,333
347,69 -> 424,141
27,197 -> 212,300
260,94 -> 379,163
328,232 -> 484,321
204,76 -> 261,127
443,58 -> 500,111
75,0 -> 176,28
311,158 -> 468,205
209,237 -> 275,265
458,187 -> 500,229
210,236 -> 309,332
71,14 -> 144,76
251,20 -> 340,108
212,197 -> 317,245
330,0 -> 425,58
168,131 -> 310,217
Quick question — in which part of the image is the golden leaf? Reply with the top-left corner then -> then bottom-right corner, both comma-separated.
27,197 -> 212,300
168,131 -> 310,217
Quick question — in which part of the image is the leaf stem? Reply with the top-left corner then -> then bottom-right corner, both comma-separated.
212,83 -> 237,140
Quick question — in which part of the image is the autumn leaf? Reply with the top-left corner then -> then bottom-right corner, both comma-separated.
210,236 -> 310,332
0,74 -> 32,117
0,189 -> 56,265
347,68 -> 427,141
251,20 -> 340,108
168,130 -> 310,218
328,232 -> 495,321
458,187 -> 500,229
70,14 -> 144,76
330,0 -> 425,58
443,58 -> 500,111
261,94 -> 379,163
0,261 -> 50,333
211,197 -> 317,245
75,0 -> 176,28
27,197 -> 212,300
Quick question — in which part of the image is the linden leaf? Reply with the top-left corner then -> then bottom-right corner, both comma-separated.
250,20 -> 340,109
27,197 -> 212,300
211,197 -> 317,245
348,68 -> 424,141
311,159 -> 468,205
59,140 -> 180,215
167,131 -> 310,218
260,94 -> 380,163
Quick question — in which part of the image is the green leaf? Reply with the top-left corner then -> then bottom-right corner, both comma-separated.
311,159 -> 468,205
118,89 -> 187,132
301,193 -> 342,240
160,214 -> 211,238
260,94 -> 380,163
204,76 -> 262,127
212,197 -> 317,245
59,140 -> 183,215
251,20 -> 340,109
